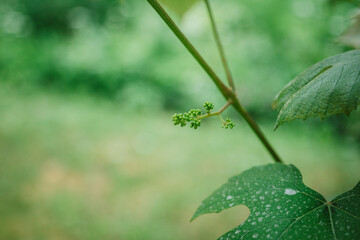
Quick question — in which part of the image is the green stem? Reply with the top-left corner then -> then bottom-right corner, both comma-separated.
198,100 -> 232,120
218,114 -> 226,124
231,100 -> 282,163
147,0 -> 283,163
204,0 -> 235,90
217,99 -> 232,114
146,0 -> 232,98
198,112 -> 221,120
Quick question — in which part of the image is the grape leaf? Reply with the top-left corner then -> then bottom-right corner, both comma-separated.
158,0 -> 200,17
272,50 -> 360,129
339,13 -> 360,49
192,164 -> 360,240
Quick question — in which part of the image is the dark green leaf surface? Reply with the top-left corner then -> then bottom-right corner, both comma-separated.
272,50 -> 360,129
192,164 -> 360,240
158,0 -> 200,17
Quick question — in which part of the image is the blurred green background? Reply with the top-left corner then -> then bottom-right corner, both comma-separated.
0,0 -> 359,239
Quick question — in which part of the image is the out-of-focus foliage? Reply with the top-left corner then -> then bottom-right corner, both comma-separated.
1,0 -> 359,143
329,0 -> 360,6
0,0 -> 359,142
159,0 -> 200,17
0,1 -> 190,111
0,0 -> 356,112
3,0 -> 118,34
339,12 -> 360,49
0,87 -> 359,240
0,1 -> 360,239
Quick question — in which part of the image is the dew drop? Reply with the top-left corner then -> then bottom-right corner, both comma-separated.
226,195 -> 234,200
284,188 -> 297,195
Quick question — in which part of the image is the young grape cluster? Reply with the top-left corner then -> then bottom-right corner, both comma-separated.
172,102 -> 235,130
203,101 -> 214,114
172,109 -> 202,129
223,118 -> 235,129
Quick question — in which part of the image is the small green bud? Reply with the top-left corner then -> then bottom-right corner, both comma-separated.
183,112 -> 191,122
172,113 -> 187,127
189,109 -> 202,117
223,118 -> 235,129
203,102 -> 214,114
172,107 -> 204,130
190,119 -> 201,129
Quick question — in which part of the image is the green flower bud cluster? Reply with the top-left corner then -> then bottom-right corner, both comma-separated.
172,102 -> 235,130
203,102 -> 214,114
172,109 -> 202,129
223,118 -> 235,129
190,119 -> 201,129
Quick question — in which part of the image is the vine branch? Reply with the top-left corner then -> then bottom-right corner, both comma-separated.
204,0 -> 235,90
198,100 -> 232,120
146,0 -> 232,98
147,0 -> 283,163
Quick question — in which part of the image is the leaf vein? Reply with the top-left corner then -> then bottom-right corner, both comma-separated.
330,204 -> 360,220
348,68 -> 360,109
323,65 -> 344,117
331,194 -> 360,203
328,204 -> 337,240
276,203 -> 326,240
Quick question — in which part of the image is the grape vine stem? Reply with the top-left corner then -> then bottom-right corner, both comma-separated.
204,0 -> 235,90
147,0 -> 283,163
198,100 -> 232,120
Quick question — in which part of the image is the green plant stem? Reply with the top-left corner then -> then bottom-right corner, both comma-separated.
231,100 -> 283,163
218,114 -> 226,124
204,0 -> 235,90
146,0 -> 232,98
198,100 -> 232,120
198,112 -> 221,119
147,0 -> 283,163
